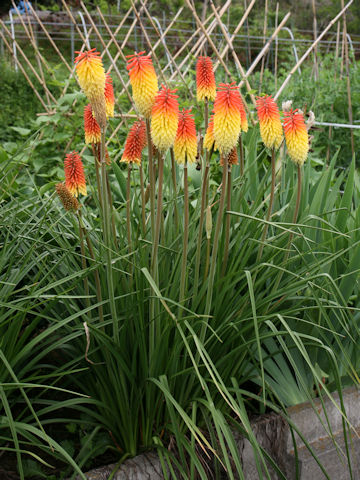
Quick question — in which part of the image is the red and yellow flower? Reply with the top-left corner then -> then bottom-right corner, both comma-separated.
151,85 -> 179,152
121,119 -> 147,165
127,51 -> 158,118
55,183 -> 80,211
283,109 -> 309,166
213,82 -> 242,155
105,73 -> 115,118
173,108 -> 197,164
196,56 -> 216,103
75,48 -> 106,128
64,151 -> 87,197
256,95 -> 283,150
203,114 -> 217,152
84,104 -> 101,144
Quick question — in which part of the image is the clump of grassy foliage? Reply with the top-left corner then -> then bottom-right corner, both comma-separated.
1,51 -> 360,480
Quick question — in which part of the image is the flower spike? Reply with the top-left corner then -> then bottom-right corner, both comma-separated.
84,104 -> 101,144
121,119 -> 147,165
196,56 -> 216,103
127,51 -> 158,118
75,48 -> 106,129
256,95 -> 283,150
283,109 -> 309,166
213,82 -> 242,155
151,85 -> 179,152
174,108 -> 197,164
56,183 -> 80,211
64,151 -> 87,197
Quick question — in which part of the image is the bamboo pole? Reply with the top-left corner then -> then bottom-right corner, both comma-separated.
311,0 -> 319,80
259,0 -> 268,93
130,0 -> 168,85
213,0 -> 256,72
80,1 -> 136,111
240,12 -> 291,89
0,23 -> 50,113
1,19 -> 57,105
209,0 -> 256,108
340,0 -> 355,157
274,0 -> 354,101
274,2 -> 279,90
27,2 -> 73,73
138,1 -> 193,97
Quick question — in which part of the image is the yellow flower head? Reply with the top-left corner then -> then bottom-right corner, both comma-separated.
151,85 -> 179,152
256,95 -> 283,150
75,48 -> 106,129
213,83 -> 242,156
283,109 -> 309,166
127,51 -> 158,118
173,108 -> 197,164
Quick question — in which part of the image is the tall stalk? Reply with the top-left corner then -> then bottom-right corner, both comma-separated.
78,210 -> 104,323
126,162 -> 132,255
257,148 -> 276,263
239,136 -> 244,177
170,148 -> 179,233
201,154 -> 228,340
139,164 -> 146,234
146,119 -> 155,240
179,158 -> 189,318
100,128 -> 118,342
273,164 -> 302,296
77,212 -> 90,310
193,144 -> 214,300
221,163 -> 232,275
92,144 -> 102,209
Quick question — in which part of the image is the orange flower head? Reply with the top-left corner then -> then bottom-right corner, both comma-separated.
256,95 -> 283,149
121,119 -> 147,165
203,114 -> 217,152
151,85 -> 179,152
75,48 -> 106,128
105,73 -> 115,118
127,51 -> 158,118
84,104 -> 101,144
173,108 -> 197,164
213,82 -> 242,155
64,151 -> 87,197
55,183 -> 80,211
283,109 -> 309,166
196,56 -> 216,103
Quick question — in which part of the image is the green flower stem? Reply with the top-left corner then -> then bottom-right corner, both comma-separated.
78,209 -> 104,323
170,147 -> 179,233
239,136 -> 244,177
92,143 -> 102,209
221,163 -> 232,275
126,162 -> 132,255
146,119 -> 155,241
257,147 -> 276,263
101,128 -> 118,343
179,158 -> 189,318
77,211 -> 90,311
272,163 -> 302,298
193,143 -> 214,301
201,153 -> 228,341
139,164 -> 146,235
